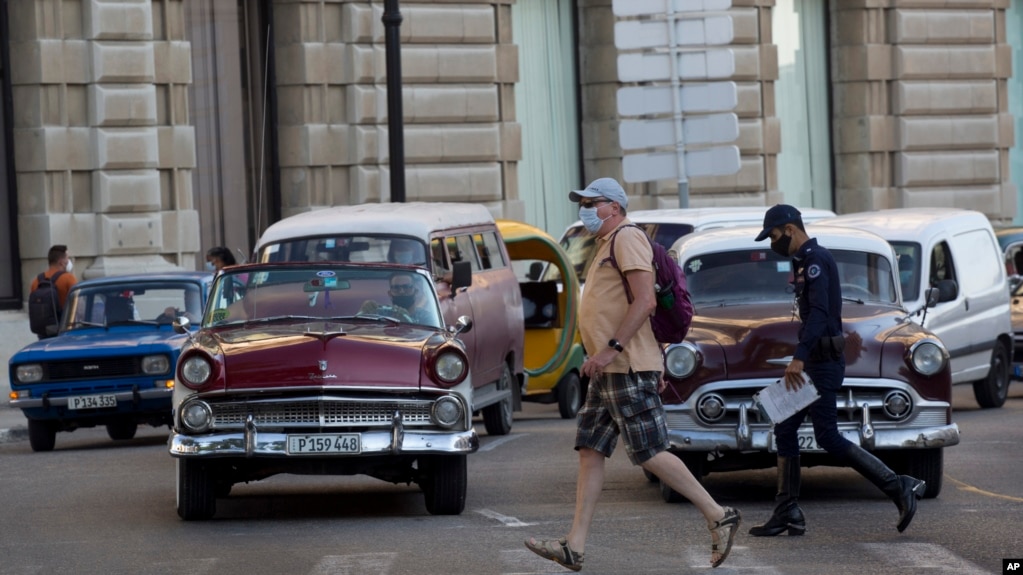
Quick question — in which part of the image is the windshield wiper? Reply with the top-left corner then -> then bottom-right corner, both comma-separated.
842,296 -> 865,304
243,315 -> 324,325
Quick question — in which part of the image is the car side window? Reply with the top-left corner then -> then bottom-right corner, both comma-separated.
474,231 -> 506,270
430,238 -> 449,276
929,241 -> 955,287
454,235 -> 481,272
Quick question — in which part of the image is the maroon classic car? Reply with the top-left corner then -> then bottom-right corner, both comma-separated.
657,225 -> 960,501
168,262 -> 478,520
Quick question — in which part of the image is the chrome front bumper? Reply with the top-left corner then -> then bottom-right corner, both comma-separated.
664,381 -> 961,453
11,387 -> 172,409
169,427 -> 479,457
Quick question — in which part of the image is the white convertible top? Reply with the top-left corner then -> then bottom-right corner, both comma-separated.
255,202 -> 496,250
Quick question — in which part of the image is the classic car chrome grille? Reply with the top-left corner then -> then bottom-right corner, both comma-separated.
42,357 -> 140,381
210,398 -> 435,429
666,386 -> 948,429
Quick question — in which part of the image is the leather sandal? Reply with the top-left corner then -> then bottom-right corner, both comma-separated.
525,537 -> 584,572
708,506 -> 741,568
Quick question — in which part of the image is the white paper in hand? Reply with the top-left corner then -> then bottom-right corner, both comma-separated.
753,373 -> 820,425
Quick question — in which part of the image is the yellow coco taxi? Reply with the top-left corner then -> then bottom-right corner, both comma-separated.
497,220 -> 585,418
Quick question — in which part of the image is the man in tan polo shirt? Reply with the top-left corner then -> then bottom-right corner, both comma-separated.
525,178 -> 741,571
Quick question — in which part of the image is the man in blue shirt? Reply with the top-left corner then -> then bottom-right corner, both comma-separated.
749,205 -> 926,536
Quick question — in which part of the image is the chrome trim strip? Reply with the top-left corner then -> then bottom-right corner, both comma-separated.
169,428 -> 479,457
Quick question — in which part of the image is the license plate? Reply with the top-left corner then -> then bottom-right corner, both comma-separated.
287,434 -> 361,455
770,431 -> 824,453
67,394 -> 117,410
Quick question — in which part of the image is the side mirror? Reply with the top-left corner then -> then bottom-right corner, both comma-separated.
934,279 -> 957,303
450,261 -> 472,294
449,315 -> 473,335
528,261 -> 544,281
172,317 -> 191,334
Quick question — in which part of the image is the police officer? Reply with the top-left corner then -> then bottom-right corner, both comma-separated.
748,205 -> 926,536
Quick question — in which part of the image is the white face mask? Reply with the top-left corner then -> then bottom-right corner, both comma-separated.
64,259 -> 74,273
205,261 -> 216,271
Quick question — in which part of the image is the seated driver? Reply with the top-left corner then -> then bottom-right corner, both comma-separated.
359,272 -> 434,324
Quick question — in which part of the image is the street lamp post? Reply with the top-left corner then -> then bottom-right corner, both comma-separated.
382,0 -> 406,203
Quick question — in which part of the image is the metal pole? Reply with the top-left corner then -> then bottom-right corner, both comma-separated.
666,2 -> 689,208
382,0 -> 406,202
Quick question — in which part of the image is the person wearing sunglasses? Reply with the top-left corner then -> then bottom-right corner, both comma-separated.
358,272 -> 434,324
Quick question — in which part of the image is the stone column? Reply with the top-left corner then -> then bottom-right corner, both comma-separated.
272,0 -> 522,219
831,0 -> 1015,220
8,0 -> 199,288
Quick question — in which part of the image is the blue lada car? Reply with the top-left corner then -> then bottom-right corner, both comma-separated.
9,272 -> 212,451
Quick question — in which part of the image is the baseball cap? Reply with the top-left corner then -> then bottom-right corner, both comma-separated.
569,177 -> 629,210
755,204 -> 803,241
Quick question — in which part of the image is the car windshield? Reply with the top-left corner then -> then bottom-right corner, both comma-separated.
63,281 -> 204,330
204,266 -> 443,329
682,248 -> 898,306
258,235 -> 429,268
545,222 -> 693,284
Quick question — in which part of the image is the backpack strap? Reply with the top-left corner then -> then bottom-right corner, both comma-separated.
605,224 -> 644,304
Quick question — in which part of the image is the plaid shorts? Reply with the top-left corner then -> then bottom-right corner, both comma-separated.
575,370 -> 669,465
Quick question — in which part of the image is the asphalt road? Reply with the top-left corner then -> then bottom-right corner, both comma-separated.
0,383 -> 1020,575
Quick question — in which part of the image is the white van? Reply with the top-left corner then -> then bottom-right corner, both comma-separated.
253,202 -> 526,435
552,207 -> 836,285
828,208 -> 1013,408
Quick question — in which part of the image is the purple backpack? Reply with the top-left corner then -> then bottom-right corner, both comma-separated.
608,225 -> 694,344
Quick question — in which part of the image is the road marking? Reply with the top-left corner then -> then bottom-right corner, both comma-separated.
861,542 -> 988,574
479,433 -> 527,452
476,508 -> 534,527
946,475 -> 1023,502
309,553 -> 395,575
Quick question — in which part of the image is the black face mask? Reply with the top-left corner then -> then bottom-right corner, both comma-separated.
392,294 -> 416,309
770,233 -> 792,258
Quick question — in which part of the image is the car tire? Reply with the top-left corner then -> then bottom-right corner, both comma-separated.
660,453 -> 706,503
972,341 -> 1009,409
891,448 -> 943,499
27,419 -> 56,452
482,363 -> 514,436
106,420 -> 138,441
556,372 -> 583,419
420,454 -> 467,515
176,459 -> 216,520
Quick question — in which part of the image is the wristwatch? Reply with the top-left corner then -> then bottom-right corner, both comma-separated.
608,338 -> 624,352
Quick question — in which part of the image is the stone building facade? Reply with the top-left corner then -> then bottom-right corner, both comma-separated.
0,0 -> 1018,308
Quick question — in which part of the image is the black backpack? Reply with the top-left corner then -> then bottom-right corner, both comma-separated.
28,271 -> 65,338
607,225 -> 694,344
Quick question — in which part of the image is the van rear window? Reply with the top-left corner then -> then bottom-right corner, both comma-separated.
259,236 -> 428,267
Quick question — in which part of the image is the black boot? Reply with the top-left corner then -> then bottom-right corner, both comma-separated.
749,455 -> 806,536
843,445 -> 926,533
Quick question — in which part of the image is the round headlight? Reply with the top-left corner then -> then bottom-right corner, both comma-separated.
180,400 -> 212,433
664,343 -> 698,378
431,396 -> 464,428
142,354 -> 170,375
435,352 -> 467,384
15,364 -> 43,383
180,355 -> 213,388
910,341 -> 946,376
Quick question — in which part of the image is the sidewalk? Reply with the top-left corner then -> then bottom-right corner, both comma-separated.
0,310 -> 37,444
